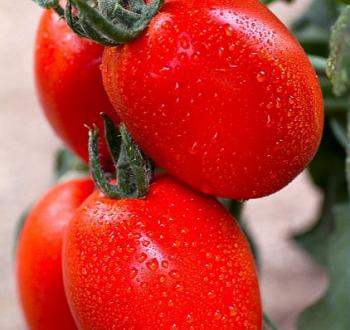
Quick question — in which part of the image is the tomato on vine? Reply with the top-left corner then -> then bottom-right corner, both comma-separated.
62,116 -> 262,329
16,178 -> 94,330
35,8 -> 120,163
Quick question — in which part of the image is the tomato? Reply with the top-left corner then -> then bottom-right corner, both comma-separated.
63,174 -> 262,329
102,0 -> 323,199
35,8 -> 120,163
16,178 -> 94,330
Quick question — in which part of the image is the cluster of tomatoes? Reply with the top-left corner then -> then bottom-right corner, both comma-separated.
16,0 -> 323,329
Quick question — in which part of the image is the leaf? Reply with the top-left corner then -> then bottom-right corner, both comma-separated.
327,5 -> 350,96
32,0 -> 59,9
294,122 -> 348,264
298,204 -> 350,330
292,0 -> 340,57
54,148 -> 89,182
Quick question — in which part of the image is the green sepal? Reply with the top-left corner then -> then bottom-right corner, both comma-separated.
32,0 -> 59,8
88,115 -> 153,199
65,0 -> 164,45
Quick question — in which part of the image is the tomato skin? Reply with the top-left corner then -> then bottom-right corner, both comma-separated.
102,0 -> 323,199
16,178 -> 94,330
35,9 -> 120,163
63,175 -> 262,329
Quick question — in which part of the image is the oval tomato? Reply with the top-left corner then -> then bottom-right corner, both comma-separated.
63,175 -> 262,329
16,178 -> 94,330
35,8 -> 120,163
102,0 -> 323,199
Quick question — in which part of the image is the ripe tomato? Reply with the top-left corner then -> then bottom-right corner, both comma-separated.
102,0 -> 323,199
63,175 -> 262,329
35,8 -> 120,163
16,178 -> 94,330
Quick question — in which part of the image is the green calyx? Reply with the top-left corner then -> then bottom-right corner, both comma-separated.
88,114 -> 153,199
33,0 -> 163,45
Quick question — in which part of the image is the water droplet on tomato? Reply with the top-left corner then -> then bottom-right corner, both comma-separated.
256,71 -> 266,83
129,268 -> 138,279
137,253 -> 147,263
225,25 -> 234,36
169,270 -> 181,279
146,258 -> 159,271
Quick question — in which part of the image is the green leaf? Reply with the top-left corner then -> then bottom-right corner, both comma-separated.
32,0 -> 59,9
292,0 -> 340,57
298,204 -> 350,330
327,5 -> 350,96
54,148 -> 89,182
294,122 -> 348,264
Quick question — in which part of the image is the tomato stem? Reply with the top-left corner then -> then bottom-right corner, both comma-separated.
61,0 -> 164,45
32,0 -> 64,16
88,115 -> 152,199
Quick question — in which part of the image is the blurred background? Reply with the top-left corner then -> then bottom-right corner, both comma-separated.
0,0 -> 328,329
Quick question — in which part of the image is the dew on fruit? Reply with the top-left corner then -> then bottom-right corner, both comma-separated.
169,270 -> 181,279
137,253 -> 147,263
146,258 -> 159,271
129,268 -> 138,279
256,71 -> 266,83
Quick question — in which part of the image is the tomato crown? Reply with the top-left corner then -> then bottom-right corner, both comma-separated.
88,114 -> 153,198
34,0 -> 164,45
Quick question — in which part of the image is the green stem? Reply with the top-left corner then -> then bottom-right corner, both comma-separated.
324,98 -> 348,112
53,4 -> 64,17
347,99 -> 350,199
308,55 -> 327,73
64,0 -> 164,45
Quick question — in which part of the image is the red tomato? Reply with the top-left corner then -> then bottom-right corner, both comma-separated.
35,8 -> 120,163
63,175 -> 262,329
16,178 -> 94,330
102,0 -> 323,199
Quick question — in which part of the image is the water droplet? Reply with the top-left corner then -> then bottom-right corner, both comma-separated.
82,268 -> 87,275
189,142 -> 199,155
276,98 -> 281,109
228,306 -> 237,316
161,260 -> 169,268
266,102 -> 273,110
159,275 -> 166,283
142,240 -> 150,247
208,290 -> 216,299
225,25 -> 234,37
129,267 -> 138,279
169,270 -> 181,279
126,246 -> 136,254
256,71 -> 266,83
146,258 -> 159,271
137,253 -> 147,263
186,313 -> 194,324
266,114 -> 272,127
174,283 -> 184,291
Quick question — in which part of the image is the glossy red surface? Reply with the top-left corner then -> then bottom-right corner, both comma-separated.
16,178 -> 94,330
103,0 -> 324,199
35,9 -> 120,163
63,175 -> 262,329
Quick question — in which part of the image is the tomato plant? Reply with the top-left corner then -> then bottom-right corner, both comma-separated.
35,8 -> 120,163
102,0 -> 323,199
16,178 -> 94,330
62,121 -> 262,329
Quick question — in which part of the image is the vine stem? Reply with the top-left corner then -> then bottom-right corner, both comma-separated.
347,99 -> 350,198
